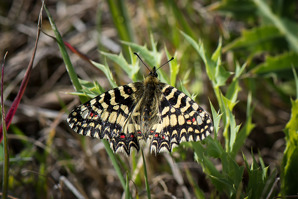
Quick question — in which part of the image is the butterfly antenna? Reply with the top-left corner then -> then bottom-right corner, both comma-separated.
134,52 -> 151,72
156,57 -> 174,71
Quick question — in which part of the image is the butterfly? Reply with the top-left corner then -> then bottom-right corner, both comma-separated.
67,53 -> 213,155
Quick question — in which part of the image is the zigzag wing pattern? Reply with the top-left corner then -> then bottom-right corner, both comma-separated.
150,85 -> 213,153
67,83 -> 143,154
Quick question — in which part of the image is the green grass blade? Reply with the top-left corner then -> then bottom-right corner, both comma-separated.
43,4 -> 88,103
141,150 -> 151,199
125,172 -> 130,199
185,168 -> 205,199
1,119 -> 8,199
165,47 -> 179,86
166,0 -> 195,39
106,0 -> 134,57
1,53 -> 8,199
102,140 -> 126,189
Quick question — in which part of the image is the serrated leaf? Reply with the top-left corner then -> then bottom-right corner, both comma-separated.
193,142 -> 227,192
252,52 -> 298,75
182,31 -> 230,87
221,153 -> 244,196
121,40 -> 162,67
101,51 -> 140,81
225,80 -> 241,103
91,60 -> 117,88
210,101 -> 222,138
229,112 -> 241,153
215,60 -> 231,87
211,37 -> 222,62
232,121 -> 255,158
205,137 -> 224,158
121,41 -> 169,83
244,151 -> 275,199
223,26 -> 282,52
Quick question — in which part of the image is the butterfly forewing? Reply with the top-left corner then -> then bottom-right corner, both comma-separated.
67,83 -> 143,154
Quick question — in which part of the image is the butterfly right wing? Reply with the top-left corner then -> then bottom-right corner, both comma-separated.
150,84 -> 213,153
67,82 -> 143,154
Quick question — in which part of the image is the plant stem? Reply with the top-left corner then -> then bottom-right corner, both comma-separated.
141,150 -> 151,199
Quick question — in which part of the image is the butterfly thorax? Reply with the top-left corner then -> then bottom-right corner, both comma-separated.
143,72 -> 160,120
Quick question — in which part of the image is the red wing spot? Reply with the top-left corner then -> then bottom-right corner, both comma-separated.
154,133 -> 159,138
130,134 -> 134,138
187,119 -> 191,123
192,117 -> 196,122
120,135 -> 125,139
150,130 -> 155,133
137,131 -> 142,134
162,136 -> 165,139
90,113 -> 94,117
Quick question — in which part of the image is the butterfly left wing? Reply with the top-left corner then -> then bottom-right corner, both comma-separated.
67,83 -> 143,154
150,84 -> 213,153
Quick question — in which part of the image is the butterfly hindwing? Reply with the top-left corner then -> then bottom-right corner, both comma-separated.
150,84 -> 213,153
67,83 -> 143,154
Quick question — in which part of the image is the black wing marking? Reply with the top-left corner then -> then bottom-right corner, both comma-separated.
150,85 -> 213,153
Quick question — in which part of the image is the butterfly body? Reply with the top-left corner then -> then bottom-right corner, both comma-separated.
67,65 -> 213,155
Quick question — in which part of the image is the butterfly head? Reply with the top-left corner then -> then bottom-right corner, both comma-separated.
145,66 -> 160,86
149,67 -> 158,78
133,52 -> 174,79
